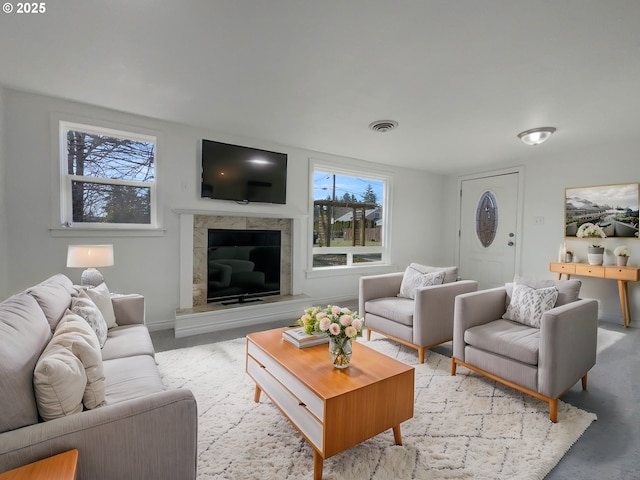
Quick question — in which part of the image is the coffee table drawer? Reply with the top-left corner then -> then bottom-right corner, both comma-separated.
247,356 -> 323,450
247,341 -> 324,421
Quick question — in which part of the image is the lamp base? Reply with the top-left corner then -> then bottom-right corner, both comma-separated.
81,268 -> 104,287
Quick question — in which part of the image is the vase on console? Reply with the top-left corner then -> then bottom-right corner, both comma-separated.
587,246 -> 604,266
617,256 -> 629,266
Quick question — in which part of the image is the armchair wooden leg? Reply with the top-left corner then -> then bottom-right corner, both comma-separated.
418,348 -> 426,364
367,328 -> 372,341
549,399 -> 558,423
451,358 -> 457,376
581,374 -> 588,390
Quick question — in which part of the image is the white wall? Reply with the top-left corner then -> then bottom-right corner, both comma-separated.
0,86 -> 7,295
442,140 -> 640,326
2,89 -> 445,329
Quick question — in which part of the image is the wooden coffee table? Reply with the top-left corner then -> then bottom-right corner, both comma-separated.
0,450 -> 78,480
246,328 -> 414,480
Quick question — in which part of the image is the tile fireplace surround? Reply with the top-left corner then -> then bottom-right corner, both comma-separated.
192,215 -> 292,306
175,212 -> 310,338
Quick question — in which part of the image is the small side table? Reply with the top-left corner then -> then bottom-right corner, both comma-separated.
0,450 -> 78,480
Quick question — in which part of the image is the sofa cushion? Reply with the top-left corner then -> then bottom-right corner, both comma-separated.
33,336 -> 87,421
55,312 -> 106,409
71,290 -> 108,347
464,319 -> 540,365
26,274 -> 76,330
103,355 -> 165,404
365,297 -> 414,326
0,294 -> 52,433
503,284 -> 558,328
101,324 -> 156,361
85,282 -> 117,329
398,264 -> 446,299
506,276 -> 581,308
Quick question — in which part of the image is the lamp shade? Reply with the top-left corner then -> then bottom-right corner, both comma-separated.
66,245 -> 114,268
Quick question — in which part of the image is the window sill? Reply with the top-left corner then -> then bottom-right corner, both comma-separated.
49,227 -> 166,238
305,263 -> 396,279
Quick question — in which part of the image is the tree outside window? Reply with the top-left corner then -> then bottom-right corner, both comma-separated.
61,122 -> 156,227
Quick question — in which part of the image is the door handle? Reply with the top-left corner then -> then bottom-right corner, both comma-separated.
507,241 -> 514,246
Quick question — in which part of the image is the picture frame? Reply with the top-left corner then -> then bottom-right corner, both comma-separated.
565,183 -> 639,238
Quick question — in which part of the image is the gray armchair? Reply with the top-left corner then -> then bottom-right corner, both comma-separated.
451,279 -> 598,422
359,268 -> 478,363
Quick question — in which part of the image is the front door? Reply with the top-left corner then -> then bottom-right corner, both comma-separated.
459,172 -> 520,289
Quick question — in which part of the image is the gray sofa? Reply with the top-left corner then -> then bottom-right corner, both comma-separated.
0,274 -> 197,479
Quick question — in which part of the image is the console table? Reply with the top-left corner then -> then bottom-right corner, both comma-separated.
549,262 -> 640,328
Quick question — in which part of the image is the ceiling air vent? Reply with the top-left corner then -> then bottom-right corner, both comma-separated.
368,120 -> 398,133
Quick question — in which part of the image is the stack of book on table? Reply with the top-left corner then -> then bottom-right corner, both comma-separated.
282,327 -> 329,348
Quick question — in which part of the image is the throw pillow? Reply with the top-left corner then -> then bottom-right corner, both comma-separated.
503,284 -> 559,328
419,265 -> 458,284
33,339 -> 87,421
71,339 -> 106,409
71,291 -> 108,347
398,266 -> 446,299
85,283 -> 117,329
54,312 -> 106,409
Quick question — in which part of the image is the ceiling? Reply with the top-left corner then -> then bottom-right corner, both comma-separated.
1,0 -> 639,174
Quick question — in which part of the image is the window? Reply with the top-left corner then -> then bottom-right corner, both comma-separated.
60,122 -> 156,228
312,164 -> 388,269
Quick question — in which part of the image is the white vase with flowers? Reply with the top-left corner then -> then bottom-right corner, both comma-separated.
576,222 -> 606,265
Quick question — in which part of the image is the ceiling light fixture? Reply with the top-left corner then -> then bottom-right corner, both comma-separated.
369,120 -> 398,133
517,127 -> 556,146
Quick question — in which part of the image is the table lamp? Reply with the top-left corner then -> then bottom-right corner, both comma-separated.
66,244 -> 114,287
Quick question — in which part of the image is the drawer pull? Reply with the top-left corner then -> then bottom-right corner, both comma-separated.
299,402 -> 306,407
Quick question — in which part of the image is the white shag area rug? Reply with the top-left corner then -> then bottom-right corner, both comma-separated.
156,334 -> 597,480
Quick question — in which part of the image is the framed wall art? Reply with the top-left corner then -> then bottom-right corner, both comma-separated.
565,183 -> 639,238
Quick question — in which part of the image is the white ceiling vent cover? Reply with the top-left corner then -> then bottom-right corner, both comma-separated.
369,120 -> 398,133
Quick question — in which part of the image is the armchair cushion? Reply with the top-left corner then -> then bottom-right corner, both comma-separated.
364,297 -> 414,326
398,265 -> 445,299
464,319 -> 540,365
503,284 -> 558,328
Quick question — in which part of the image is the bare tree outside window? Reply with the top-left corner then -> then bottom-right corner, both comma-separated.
63,124 -> 155,226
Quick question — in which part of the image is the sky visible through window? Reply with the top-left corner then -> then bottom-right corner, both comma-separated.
313,172 -> 383,203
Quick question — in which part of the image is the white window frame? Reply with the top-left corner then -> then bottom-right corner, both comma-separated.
309,158 -> 392,273
59,121 -> 158,230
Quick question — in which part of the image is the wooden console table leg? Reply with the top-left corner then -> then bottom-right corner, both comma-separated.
313,450 -> 323,480
618,280 -> 631,328
392,425 -> 403,446
253,385 -> 262,403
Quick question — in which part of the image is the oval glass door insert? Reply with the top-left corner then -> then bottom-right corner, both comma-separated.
476,191 -> 498,247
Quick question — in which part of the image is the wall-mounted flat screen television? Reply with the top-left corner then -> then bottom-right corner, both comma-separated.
201,139 -> 287,204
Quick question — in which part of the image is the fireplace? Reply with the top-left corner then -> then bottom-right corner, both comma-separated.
191,215 -> 292,307
176,212 -> 308,337
207,229 -> 281,304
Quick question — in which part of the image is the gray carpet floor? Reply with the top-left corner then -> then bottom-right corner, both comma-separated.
151,319 -> 640,479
